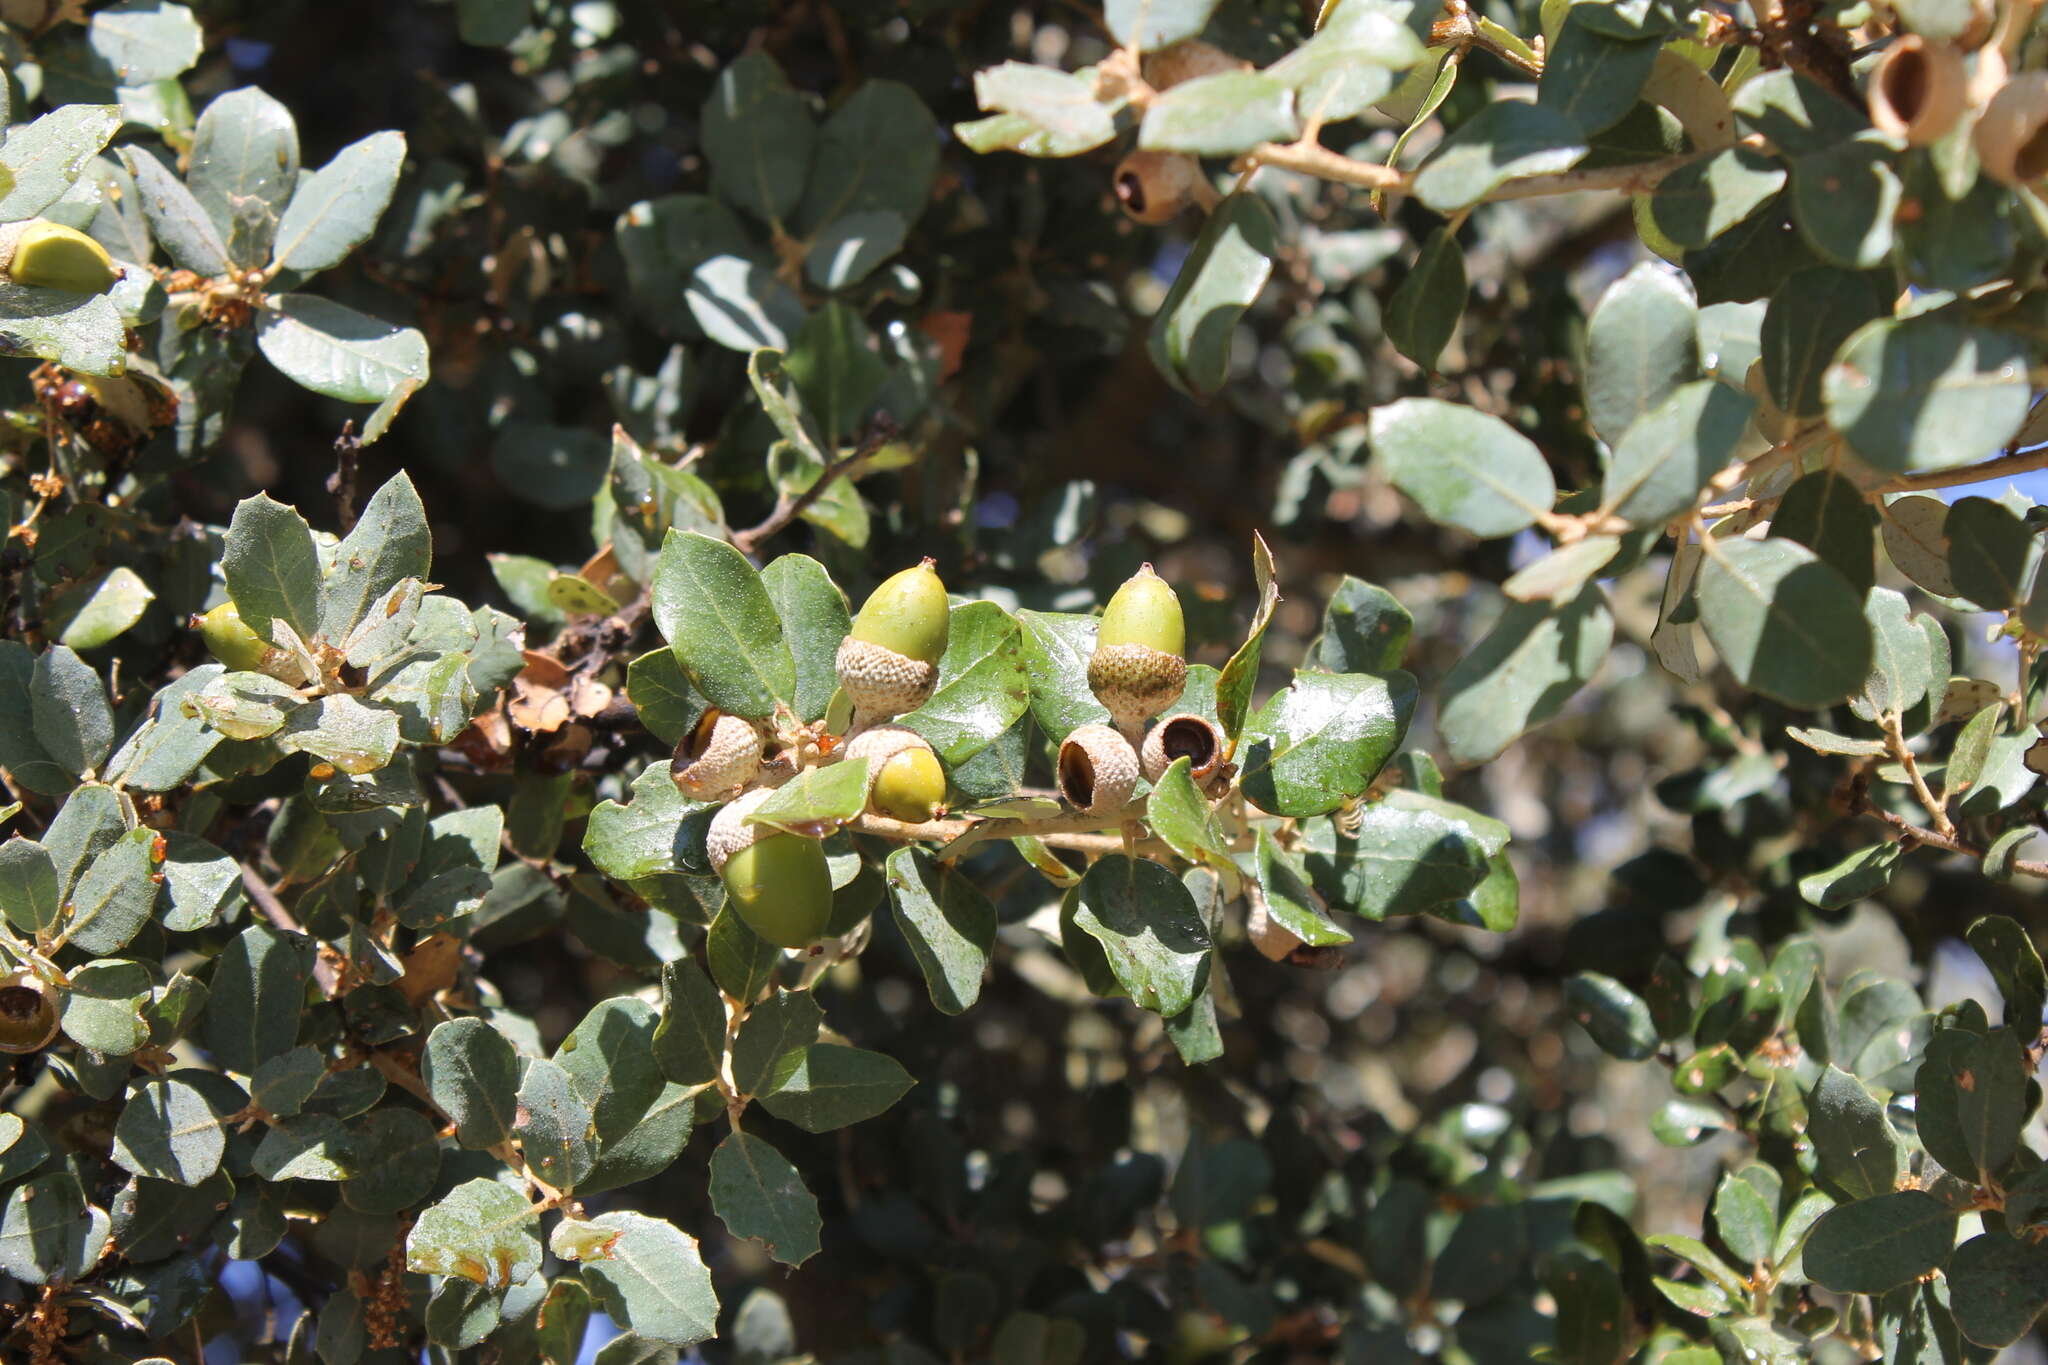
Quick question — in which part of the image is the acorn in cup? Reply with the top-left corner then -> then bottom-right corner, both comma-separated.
0,972 -> 58,1054
707,787 -> 835,949
844,724 -> 948,824
195,601 -> 276,674
836,560 -> 950,727
1088,563 -> 1188,740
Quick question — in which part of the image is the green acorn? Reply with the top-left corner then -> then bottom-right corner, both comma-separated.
836,559 -> 950,723
1087,564 -> 1187,736
873,746 -> 947,823
706,787 -> 834,948
844,724 -> 948,823
0,972 -> 58,1054
195,601 -> 273,673
4,220 -> 119,295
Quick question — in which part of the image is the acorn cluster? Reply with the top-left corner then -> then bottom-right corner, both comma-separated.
678,559 -> 1221,953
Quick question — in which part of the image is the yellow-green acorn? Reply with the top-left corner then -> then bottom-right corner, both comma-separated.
0,972 -> 58,1054
872,748 -> 947,823
671,710 -> 764,799
836,559 -> 950,722
1088,563 -> 1187,735
4,220 -> 119,295
195,601 -> 272,673
706,787 -> 834,948
844,724 -> 947,823
1057,722 -> 1140,818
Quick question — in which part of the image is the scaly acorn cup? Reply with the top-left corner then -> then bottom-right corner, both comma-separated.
706,787 -> 834,948
195,601 -> 276,674
1057,722 -> 1140,818
671,709 -> 764,799
1,219 -> 119,294
1088,563 -> 1187,738
1114,150 -> 1203,224
843,724 -> 948,823
1140,713 -> 1227,785
0,972 -> 58,1054
836,559 -> 949,723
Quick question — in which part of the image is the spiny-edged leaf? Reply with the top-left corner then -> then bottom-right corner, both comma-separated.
1438,585 -> 1613,766
730,990 -> 822,1098
1149,757 -> 1233,872
222,494 -> 323,646
1068,855 -> 1212,1016
709,1131 -> 821,1266
1565,972 -> 1659,1060
406,1178 -> 542,1290
558,1210 -> 719,1347
1148,192 -> 1277,397
1370,397 -> 1556,538
650,530 -> 795,719
1966,915 -> 2047,1030
1949,1231 -> 2048,1349
1804,1190 -> 1955,1293
202,924 -> 315,1075
1696,537 -> 1870,709
1238,670 -> 1416,817
1213,532 -> 1278,743
884,846 -> 997,1015
652,959 -> 726,1088
756,1044 -> 915,1132
422,1017 -> 521,1149
1806,1065 -> 1901,1200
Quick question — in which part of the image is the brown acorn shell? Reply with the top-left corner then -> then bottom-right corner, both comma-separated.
1057,722 -> 1140,817
1113,150 -> 1203,225
671,710 -> 764,799
1140,712 -> 1227,785
1869,36 -> 1966,146
1975,71 -> 2048,185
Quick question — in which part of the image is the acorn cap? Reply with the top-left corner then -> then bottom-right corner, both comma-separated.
849,560 -> 950,666
1976,71 -> 2048,185
2,220 -> 119,295
835,635 -> 939,721
707,786 -> 777,872
0,972 -> 58,1054
708,788 -> 834,949
1869,36 -> 1966,146
1140,713 -> 1226,785
1057,722 -> 1140,817
1114,150 -> 1202,225
671,710 -> 764,799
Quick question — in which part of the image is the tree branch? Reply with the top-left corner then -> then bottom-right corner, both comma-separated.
1872,443 -> 2048,495
731,416 -> 896,557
